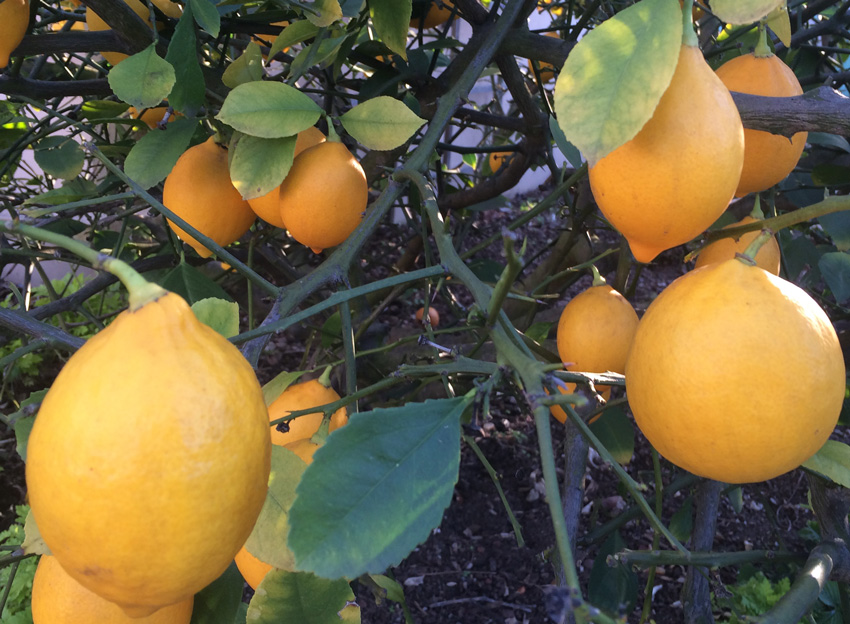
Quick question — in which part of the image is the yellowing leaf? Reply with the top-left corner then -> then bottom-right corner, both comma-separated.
370,0 -> 411,60
222,41 -> 264,89
766,5 -> 791,47
340,96 -> 425,151
305,0 -> 342,27
711,0 -> 785,25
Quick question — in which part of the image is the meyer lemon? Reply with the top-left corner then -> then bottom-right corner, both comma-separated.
694,215 -> 781,275
32,555 -> 194,623
588,44 -> 744,263
86,0 -> 181,65
625,258 -> 845,484
0,0 -> 30,69
715,51 -> 807,197
247,126 -> 326,229
489,150 -> 512,173
26,291 -> 271,616
162,137 -> 256,257
278,141 -> 368,253
268,378 -> 348,446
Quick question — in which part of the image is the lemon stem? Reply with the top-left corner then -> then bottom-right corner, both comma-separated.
318,365 -> 333,388
738,229 -> 775,265
326,119 -> 341,143
0,220 -> 166,310
750,194 -> 766,221
590,265 -> 607,287
682,0 -> 698,47
754,20 -> 772,58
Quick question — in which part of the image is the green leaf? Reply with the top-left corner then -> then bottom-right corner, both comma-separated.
340,96 -> 425,151
727,486 -> 744,514
190,562 -> 244,624
588,406 -> 634,465
107,44 -> 176,110
766,5 -> 791,47
368,574 -> 405,603
247,570 -> 352,623
369,0 -> 411,60
553,0 -> 682,165
304,0 -> 342,27
23,178 -> 97,206
33,137 -> 85,180
525,321 -> 552,345
23,510 -> 51,556
217,82 -> 322,138
820,212 -> 850,251
321,311 -> 342,348
803,440 -> 850,488
158,263 -> 233,304
289,34 -> 348,77
812,164 -> 850,187
222,42 -> 265,89
269,20 -> 320,59
124,117 -> 198,189
11,389 -> 46,462
263,371 -> 305,406
191,298 -> 240,338
80,99 -> 131,121
587,531 -> 638,615
228,133 -> 297,200
188,0 -> 220,37
819,252 -> 850,303
244,446 -> 305,570
288,397 -> 468,579
669,497 -> 693,543
711,0 -> 784,25
549,114 -> 583,169
166,6 -> 206,115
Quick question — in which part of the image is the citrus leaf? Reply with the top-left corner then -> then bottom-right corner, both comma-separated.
217,82 -> 322,138
165,6 -> 206,115
190,562 -> 243,624
549,114 -> 583,169
340,96 -> 425,151
158,263 -> 232,304
711,0 -> 784,25
819,252 -> 850,303
124,117 -> 198,189
107,43 -> 176,110
369,0 -> 411,60
244,446 -> 305,570
33,138 -> 85,180
11,389 -> 46,462
588,405 -> 635,465
228,132 -> 296,200
269,20 -> 320,59
247,570 -> 352,623
587,531 -> 637,615
290,34 -> 348,76
80,100 -> 130,121
727,486 -> 744,514
22,511 -> 51,556
669,497 -> 693,543
766,5 -> 791,47
369,574 -> 405,603
191,298 -> 239,338
222,41 -> 264,89
23,178 -> 97,206
803,440 -> 850,488
263,371 -> 305,406
304,0 -> 342,27
819,212 -> 850,251
288,397 -> 468,579
553,0 -> 681,165
188,0 -> 219,37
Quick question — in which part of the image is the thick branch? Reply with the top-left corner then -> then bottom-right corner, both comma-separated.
683,480 -> 723,624
0,76 -> 112,98
0,308 -> 85,352
79,0 -> 162,56
732,87 -> 850,138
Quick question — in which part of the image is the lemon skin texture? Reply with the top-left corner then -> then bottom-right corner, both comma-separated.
247,126 -> 326,229
588,45 -> 744,263
715,53 -> 807,197
26,292 -> 271,616
32,555 -> 194,624
268,379 -> 348,447
86,0 -> 181,66
162,137 -> 256,258
0,0 -> 29,69
625,259 -> 845,484
694,216 -> 781,275
278,141 -> 368,254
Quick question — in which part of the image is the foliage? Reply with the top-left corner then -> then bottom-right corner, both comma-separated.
714,572 -> 841,624
0,506 -> 35,624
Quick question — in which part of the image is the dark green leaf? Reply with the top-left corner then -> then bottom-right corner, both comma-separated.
289,397 -> 468,579
188,0 -> 220,36
803,440 -> 850,488
158,263 -> 233,304
820,211 -> 850,251
321,311 -> 342,348
166,6 -> 206,115
467,258 -> 505,283
11,389 -> 47,462
587,531 -> 638,616
808,133 -> 850,154
369,0 -> 411,59
727,486 -> 743,514
108,44 -> 176,109
23,178 -> 97,206
819,252 -> 850,302
812,164 -> 850,187
525,321 -> 552,345
368,574 -> 405,603
33,138 -> 85,180
669,498 -> 693,543
124,117 -> 198,189
247,570 -> 352,623
588,406 -> 634,465
190,562 -> 244,624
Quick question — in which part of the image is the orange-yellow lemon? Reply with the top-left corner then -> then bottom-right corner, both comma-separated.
86,0 -> 181,65
268,378 -> 348,447
694,216 -> 781,275
0,0 -> 30,68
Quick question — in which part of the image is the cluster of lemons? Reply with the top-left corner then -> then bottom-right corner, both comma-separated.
552,36 -> 845,485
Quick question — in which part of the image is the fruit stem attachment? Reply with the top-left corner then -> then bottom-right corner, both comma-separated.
0,220 -> 166,311
737,229 -> 775,265
318,365 -> 333,388
325,117 -> 342,143
750,194 -> 766,221
590,265 -> 607,287
754,20 -> 772,58
682,0 -> 698,47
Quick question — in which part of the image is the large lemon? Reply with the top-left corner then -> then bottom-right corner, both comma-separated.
588,44 -> 744,263
268,378 -> 348,447
625,258 -> 845,483
694,216 -> 781,275
26,292 -> 271,616
0,0 -> 29,69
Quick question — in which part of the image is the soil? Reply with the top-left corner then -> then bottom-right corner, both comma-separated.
0,188 -> 834,623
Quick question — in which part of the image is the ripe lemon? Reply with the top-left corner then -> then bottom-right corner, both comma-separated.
252,19 -> 289,51
527,31 -> 560,82
278,141 -> 368,253
162,137 -> 256,257
625,258 -> 845,484
588,44 -> 744,263
247,126 -> 326,229
128,105 -> 180,129
0,0 -> 30,69
489,150 -> 512,173
268,378 -> 348,446
694,216 -> 781,275
410,0 -> 453,28
415,306 -> 440,327
26,291 -> 271,616
715,52 -> 807,197
551,283 -> 639,423
32,555 -> 194,623
86,0 -> 181,65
